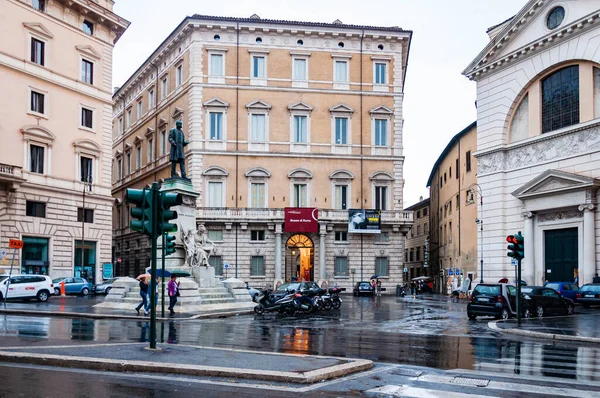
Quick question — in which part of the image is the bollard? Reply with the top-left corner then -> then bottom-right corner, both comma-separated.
60,281 -> 66,296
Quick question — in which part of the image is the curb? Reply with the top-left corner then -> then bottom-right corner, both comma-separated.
0,308 -> 252,321
0,349 -> 373,384
488,319 -> 600,344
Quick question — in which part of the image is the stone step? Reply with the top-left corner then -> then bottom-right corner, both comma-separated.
197,293 -> 234,299
195,297 -> 237,305
198,288 -> 231,294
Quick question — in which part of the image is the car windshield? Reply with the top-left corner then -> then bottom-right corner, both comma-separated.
277,283 -> 301,292
580,285 -> 600,293
104,278 -> 117,284
545,283 -> 561,291
0,276 -> 7,283
360,282 -> 371,288
521,287 -> 534,293
52,278 -> 64,283
472,284 -> 501,296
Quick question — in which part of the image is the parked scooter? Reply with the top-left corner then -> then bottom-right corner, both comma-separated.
292,292 -> 315,314
253,289 -> 296,315
328,287 -> 342,309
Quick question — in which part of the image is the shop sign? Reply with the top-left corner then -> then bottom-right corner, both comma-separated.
102,263 -> 113,279
284,208 -> 318,233
348,209 -> 381,234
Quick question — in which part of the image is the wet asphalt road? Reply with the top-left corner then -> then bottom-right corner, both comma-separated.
1,294 -> 599,383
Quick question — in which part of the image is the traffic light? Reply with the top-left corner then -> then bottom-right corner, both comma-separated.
164,234 -> 177,256
126,188 -> 153,236
158,192 -> 182,234
506,232 -> 524,260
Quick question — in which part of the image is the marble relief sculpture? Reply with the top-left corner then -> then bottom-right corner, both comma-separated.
182,224 -> 215,267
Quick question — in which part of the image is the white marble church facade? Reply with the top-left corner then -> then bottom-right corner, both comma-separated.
463,0 -> 600,286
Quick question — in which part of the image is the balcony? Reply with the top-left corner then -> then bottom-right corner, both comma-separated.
0,163 -> 26,190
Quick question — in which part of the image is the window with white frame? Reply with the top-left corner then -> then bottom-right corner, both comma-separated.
250,230 -> 265,241
160,130 -> 166,155
32,0 -> 45,11
250,114 -> 266,142
31,37 -> 45,66
293,58 -> 307,80
30,90 -> 45,115
118,118 -> 123,135
161,77 -> 168,99
209,53 -> 224,76
135,145 -> 141,169
137,101 -> 143,119
246,167 -> 270,209
148,90 -> 154,108
374,62 -> 387,84
370,106 -> 393,154
81,107 -> 93,129
30,144 -> 44,174
334,231 -> 347,242
116,157 -> 122,180
210,112 -> 223,140
289,169 -> 312,207
374,119 -> 387,146
147,139 -> 153,163
208,230 -> 223,241
293,184 -> 307,207
81,59 -> 93,84
375,257 -> 389,276
288,102 -> 312,151
204,98 -> 229,150
375,186 -> 388,210
246,100 -> 271,150
334,184 -> 348,210
334,257 -> 348,276
126,109 -> 132,128
80,156 -> 93,182
293,115 -> 307,143
250,182 -> 265,208
329,104 -> 354,153
207,181 -> 224,207
126,152 -> 131,175
251,55 -> 265,78
176,64 -> 183,87
251,256 -> 265,276
334,60 -> 348,82
335,117 -> 348,144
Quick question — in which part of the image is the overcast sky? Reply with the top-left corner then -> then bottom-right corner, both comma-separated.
112,0 -> 527,207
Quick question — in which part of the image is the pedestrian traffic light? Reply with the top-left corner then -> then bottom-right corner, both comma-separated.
126,187 -> 153,236
506,232 -> 524,260
164,233 -> 177,256
158,192 -> 182,234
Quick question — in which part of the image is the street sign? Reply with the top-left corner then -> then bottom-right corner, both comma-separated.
511,258 -> 517,266
403,267 -> 408,273
448,270 -> 454,276
9,239 -> 23,249
224,262 -> 229,269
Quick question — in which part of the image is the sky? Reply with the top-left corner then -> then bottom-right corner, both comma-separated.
112,0 -> 527,207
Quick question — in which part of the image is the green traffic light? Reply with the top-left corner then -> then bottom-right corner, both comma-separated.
126,187 -> 154,235
158,191 -> 182,235
164,234 -> 177,256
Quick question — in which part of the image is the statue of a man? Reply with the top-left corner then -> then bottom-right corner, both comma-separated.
169,120 -> 189,178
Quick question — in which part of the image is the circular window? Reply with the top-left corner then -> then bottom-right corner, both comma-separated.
297,39 -> 304,46
547,6 -> 565,30
214,34 -> 220,41
256,37 -> 262,43
338,42 -> 344,48
378,44 -> 384,50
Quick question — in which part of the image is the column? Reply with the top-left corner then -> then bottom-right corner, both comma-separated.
274,224 -> 282,281
522,211 -> 535,285
579,204 -> 596,286
319,226 -> 327,281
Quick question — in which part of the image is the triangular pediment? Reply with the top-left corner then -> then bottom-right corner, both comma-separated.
132,135 -> 143,145
288,101 -> 313,112
329,103 -> 354,113
512,169 -> 600,198
246,100 -> 272,110
369,105 -> 393,115
23,22 -> 53,39
145,127 -> 154,137
463,0 -> 600,80
76,45 -> 101,60
158,118 -> 168,127
203,98 -> 229,108
171,107 -> 183,119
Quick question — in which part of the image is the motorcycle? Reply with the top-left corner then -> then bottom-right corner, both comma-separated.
292,293 -> 315,314
329,287 -> 342,309
253,289 -> 296,315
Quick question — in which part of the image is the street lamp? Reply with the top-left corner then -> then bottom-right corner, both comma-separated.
469,183 -> 484,283
81,174 -> 93,281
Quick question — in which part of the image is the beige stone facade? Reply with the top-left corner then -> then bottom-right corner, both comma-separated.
427,122 -> 478,294
0,0 -> 129,282
112,15 -> 413,292
403,197 -> 430,281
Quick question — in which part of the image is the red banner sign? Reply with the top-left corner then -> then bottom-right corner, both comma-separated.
284,208 -> 318,233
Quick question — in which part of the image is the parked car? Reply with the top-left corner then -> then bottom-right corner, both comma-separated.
576,284 -> 600,307
92,278 -> 118,295
521,286 -> 575,317
271,282 -> 321,301
467,283 -> 531,320
52,277 -> 91,296
544,282 -> 579,302
0,275 -> 53,302
353,281 -> 374,297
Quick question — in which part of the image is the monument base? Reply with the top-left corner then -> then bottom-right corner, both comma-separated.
192,266 -> 216,288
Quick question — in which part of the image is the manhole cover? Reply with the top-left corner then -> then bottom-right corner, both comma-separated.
391,368 -> 423,377
450,377 -> 489,387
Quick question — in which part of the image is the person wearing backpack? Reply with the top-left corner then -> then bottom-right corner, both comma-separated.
135,278 -> 148,315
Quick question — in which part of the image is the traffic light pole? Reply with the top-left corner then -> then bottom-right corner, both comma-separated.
149,183 -> 159,349
517,257 -> 522,325
161,232 -> 166,319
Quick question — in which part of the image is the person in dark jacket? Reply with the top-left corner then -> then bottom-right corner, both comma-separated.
593,273 -> 600,284
135,279 -> 148,315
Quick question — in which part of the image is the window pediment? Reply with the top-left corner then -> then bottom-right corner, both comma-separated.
172,107 -> 184,119
23,22 -> 53,39
203,166 -> 229,177
330,170 -> 355,180
288,168 -> 313,179
132,135 -> 143,145
370,171 -> 393,181
329,103 -> 354,114
203,98 -> 230,108
115,149 -> 123,157
246,100 -> 272,110
245,167 -> 271,178
369,105 -> 393,115
124,142 -> 133,152
21,125 -> 56,146
73,139 -> 101,155
145,127 -> 154,137
76,45 -> 101,60
512,169 -> 600,199
288,101 -> 313,112
158,118 -> 168,127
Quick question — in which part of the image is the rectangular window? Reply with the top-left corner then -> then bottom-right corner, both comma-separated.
335,185 -> 348,210
31,91 -> 44,114
148,139 -> 153,163
416,210 -> 421,218
210,112 -> 223,140
424,223 -> 428,234
81,59 -> 93,84
409,249 -> 414,262
449,222 -> 452,243
293,184 -> 307,207
375,186 -> 387,210
335,117 -> 348,145
456,195 -> 460,209
449,199 -> 452,214
375,257 -> 389,276
126,153 -> 131,174
137,101 -> 142,119
26,201 -> 46,218
176,65 -> 183,86
207,182 -> 223,207
251,114 -> 266,141
252,56 -> 265,78
405,250 -> 408,262
81,156 -> 92,182
208,230 -> 223,241
251,183 -> 265,208
423,208 -> 428,216
334,231 -> 347,242
31,38 -> 45,66
77,208 -> 94,223
334,257 -> 348,276
294,115 -> 307,143
334,60 -> 348,82
456,158 -> 459,179
444,173 -> 447,183
375,232 -> 389,243
417,225 -> 421,235
375,119 -> 387,146
449,167 -> 452,179
210,54 -> 224,76
30,144 -> 44,174
416,247 -> 421,261
209,255 -> 223,276
293,58 -> 307,80
466,151 -> 472,172
148,90 -> 154,108
32,0 -> 45,11
82,20 -> 94,35
81,108 -> 93,129
251,256 -> 265,276
118,118 -> 123,134
136,146 -> 141,169
160,130 -> 166,155
117,158 -> 122,179
161,78 -> 168,99
250,230 -> 265,241
375,63 -> 386,84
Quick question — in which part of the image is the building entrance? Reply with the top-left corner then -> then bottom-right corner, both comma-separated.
544,228 -> 578,283
285,234 -> 314,282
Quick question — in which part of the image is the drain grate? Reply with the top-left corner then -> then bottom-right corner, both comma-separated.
390,368 -> 423,377
450,376 -> 489,387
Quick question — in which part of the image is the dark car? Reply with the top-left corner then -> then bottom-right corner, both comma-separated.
52,277 -> 91,296
544,282 -> 579,302
521,286 -> 575,317
467,283 -> 531,320
576,284 -> 600,307
271,282 -> 320,301
353,281 -> 374,297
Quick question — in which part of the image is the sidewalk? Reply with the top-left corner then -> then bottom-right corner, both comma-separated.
0,342 -> 372,384
489,312 -> 600,343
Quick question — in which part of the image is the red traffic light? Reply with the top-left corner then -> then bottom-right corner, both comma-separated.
506,235 -> 517,244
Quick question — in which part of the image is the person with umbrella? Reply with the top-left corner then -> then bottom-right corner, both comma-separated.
135,276 -> 149,315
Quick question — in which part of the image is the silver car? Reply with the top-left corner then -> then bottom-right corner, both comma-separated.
92,278 -> 118,295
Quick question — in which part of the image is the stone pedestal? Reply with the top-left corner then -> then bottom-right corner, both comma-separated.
192,266 -> 216,288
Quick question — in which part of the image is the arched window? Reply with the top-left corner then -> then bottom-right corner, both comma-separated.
541,65 -> 579,133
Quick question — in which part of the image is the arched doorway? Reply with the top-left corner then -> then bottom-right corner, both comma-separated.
285,234 -> 314,282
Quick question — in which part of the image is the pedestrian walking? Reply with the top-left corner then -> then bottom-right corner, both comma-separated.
135,278 -> 148,315
370,279 -> 376,296
376,279 -> 382,297
144,276 -> 159,316
593,273 -> 600,284
168,275 -> 180,315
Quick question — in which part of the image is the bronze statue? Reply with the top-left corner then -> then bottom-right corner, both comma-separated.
169,120 -> 189,179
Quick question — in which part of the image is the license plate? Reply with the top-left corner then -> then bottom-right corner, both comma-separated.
585,294 -> 595,298
477,297 -> 490,302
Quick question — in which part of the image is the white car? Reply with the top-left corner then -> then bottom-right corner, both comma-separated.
0,275 -> 54,302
